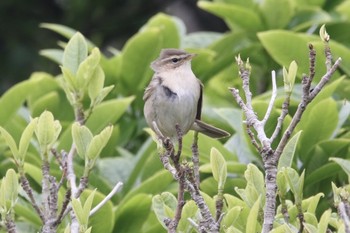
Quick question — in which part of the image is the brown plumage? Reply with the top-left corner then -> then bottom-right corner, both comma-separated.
143,48 -> 230,141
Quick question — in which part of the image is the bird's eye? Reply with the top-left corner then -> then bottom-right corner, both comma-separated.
171,58 -> 179,63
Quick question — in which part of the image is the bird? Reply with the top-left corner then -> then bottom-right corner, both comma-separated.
143,48 -> 230,142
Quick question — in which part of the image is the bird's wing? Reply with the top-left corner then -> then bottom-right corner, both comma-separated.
143,76 -> 162,101
196,80 -> 203,120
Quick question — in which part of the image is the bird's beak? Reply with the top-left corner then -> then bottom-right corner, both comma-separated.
187,53 -> 197,60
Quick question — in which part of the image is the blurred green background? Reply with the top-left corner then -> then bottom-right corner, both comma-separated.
0,0 -> 227,93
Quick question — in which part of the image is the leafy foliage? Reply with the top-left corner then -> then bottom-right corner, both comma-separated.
0,0 -> 350,232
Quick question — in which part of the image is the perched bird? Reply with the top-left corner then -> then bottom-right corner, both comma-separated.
143,48 -> 230,142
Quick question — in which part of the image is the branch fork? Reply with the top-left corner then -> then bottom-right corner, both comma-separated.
230,38 -> 341,233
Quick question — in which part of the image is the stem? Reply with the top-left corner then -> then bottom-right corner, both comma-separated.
5,214 -> 16,233
19,172 -> 44,221
90,182 -> 123,216
191,132 -> 200,187
261,150 -> 277,233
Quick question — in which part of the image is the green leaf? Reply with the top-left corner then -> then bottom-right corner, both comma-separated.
80,189 -> 114,233
71,198 -> 84,225
318,209 -> 331,233
246,196 -> 261,233
76,48 -> 101,89
39,49 -> 64,65
260,0 -> 295,29
18,118 -> 38,162
0,127 -> 19,161
121,170 -> 173,206
40,23 -> 95,49
278,131 -> 302,170
277,169 -> 289,198
235,164 -> 265,208
221,206 -> 243,228
284,168 -> 304,202
5,169 -> 18,208
82,190 -> 96,226
86,97 -> 134,133
142,13 -> 181,49
210,147 -> 227,190
86,125 -> 113,161
61,66 -> 78,92
88,66 -> 105,104
270,224 -> 294,233
120,29 -> 162,92
330,157 -> 350,179
62,32 -> 88,75
297,98 -> 338,161
152,192 -> 177,229
0,75 -> 54,126
0,179 -> 7,213
258,31 -> 331,81
93,85 -> 114,107
177,201 -> 198,232
35,111 -> 62,151
114,194 -> 152,233
72,123 -> 93,159
283,60 -> 298,93
198,1 -> 263,31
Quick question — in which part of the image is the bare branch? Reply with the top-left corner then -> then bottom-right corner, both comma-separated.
262,71 -> 277,126
191,132 -> 200,186
338,201 -> 350,233
270,95 -> 291,143
19,174 -> 44,221
66,144 -> 77,195
309,57 -> 342,99
90,182 -> 123,216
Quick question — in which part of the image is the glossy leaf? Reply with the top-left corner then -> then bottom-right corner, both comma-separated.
62,32 -> 88,75
39,49 -> 64,65
18,118 -> 38,162
330,157 -> 350,178
88,66 -> 105,104
114,194 -> 152,233
260,0 -> 295,29
72,123 -> 93,159
246,196 -> 261,233
278,131 -> 302,170
120,29 -> 162,92
82,190 -> 96,227
35,111 -> 62,152
198,1 -> 263,31
86,97 -> 135,133
152,192 -> 177,229
258,31 -> 329,80
297,98 -> 338,161
235,164 -> 265,208
40,23 -> 95,49
76,47 -> 101,89
86,125 -> 113,161
210,147 -> 227,190
0,127 -> 19,161
5,169 -> 18,209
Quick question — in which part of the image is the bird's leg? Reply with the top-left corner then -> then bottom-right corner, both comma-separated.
174,124 -> 183,162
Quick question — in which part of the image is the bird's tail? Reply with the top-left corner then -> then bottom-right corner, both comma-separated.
192,119 -> 230,139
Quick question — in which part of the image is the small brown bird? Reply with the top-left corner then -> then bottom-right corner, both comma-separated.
143,48 -> 230,142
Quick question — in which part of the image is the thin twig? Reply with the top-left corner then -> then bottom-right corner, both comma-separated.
19,174 -> 44,221
191,131 -> 200,187
90,182 -> 123,216
262,71 -> 277,126
5,214 -> 16,233
66,144 -> 77,195
270,94 -> 290,143
54,188 -> 71,227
